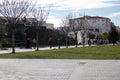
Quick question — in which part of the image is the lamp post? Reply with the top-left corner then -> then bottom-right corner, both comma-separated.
75,31 -> 78,47
35,21 -> 39,51
65,37 -> 68,48
57,38 -> 61,49
24,32 -> 27,48
81,30 -> 85,47
23,16 -> 27,48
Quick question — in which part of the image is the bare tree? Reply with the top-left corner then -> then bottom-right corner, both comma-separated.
60,14 -> 72,48
61,13 -> 88,47
77,16 -> 89,47
0,0 -> 33,53
60,13 -> 79,48
30,6 -> 50,51
75,16 -> 87,47
68,14 -> 78,47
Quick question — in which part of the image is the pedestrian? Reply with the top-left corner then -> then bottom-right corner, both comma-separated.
29,38 -> 33,49
48,37 -> 53,48
88,39 -> 91,46
26,38 -> 30,48
57,38 -> 60,49
33,38 -> 36,49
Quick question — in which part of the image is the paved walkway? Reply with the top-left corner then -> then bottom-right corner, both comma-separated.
0,59 -> 120,80
0,45 -> 85,54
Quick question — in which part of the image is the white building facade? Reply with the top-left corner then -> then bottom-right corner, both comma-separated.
68,16 -> 111,44
72,16 -> 111,33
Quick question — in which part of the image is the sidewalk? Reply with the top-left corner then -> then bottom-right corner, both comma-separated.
0,45 -> 87,54
0,59 -> 120,80
69,60 -> 120,80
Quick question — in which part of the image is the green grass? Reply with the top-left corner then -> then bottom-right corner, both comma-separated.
0,45 -> 120,59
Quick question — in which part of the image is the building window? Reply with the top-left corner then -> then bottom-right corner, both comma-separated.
102,23 -> 104,26
97,19 -> 100,22
89,29 -> 94,31
95,29 -> 99,32
93,20 -> 96,23
102,19 -> 105,21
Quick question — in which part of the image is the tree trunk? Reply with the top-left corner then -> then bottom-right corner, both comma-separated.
12,29 -> 15,53
66,38 -> 68,48
75,32 -> 78,48
36,31 -> 39,51
82,34 -> 85,47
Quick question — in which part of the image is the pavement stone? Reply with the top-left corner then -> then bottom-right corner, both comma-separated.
69,60 -> 120,80
0,59 -> 120,80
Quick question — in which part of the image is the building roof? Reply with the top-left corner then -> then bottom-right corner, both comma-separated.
74,16 -> 111,21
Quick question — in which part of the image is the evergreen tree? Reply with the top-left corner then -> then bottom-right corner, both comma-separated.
101,32 -> 109,40
118,32 -> 120,40
109,24 -> 119,45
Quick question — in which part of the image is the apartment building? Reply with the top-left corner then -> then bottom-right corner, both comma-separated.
67,16 -> 112,44
71,16 -> 111,33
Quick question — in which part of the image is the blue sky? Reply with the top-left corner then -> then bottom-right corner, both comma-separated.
35,0 -> 120,27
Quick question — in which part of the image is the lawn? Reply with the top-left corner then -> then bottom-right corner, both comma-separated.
0,45 -> 120,59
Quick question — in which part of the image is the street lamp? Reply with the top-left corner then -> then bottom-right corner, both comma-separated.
75,31 -> 78,47
23,16 -> 27,48
81,30 -> 85,47
35,20 -> 40,51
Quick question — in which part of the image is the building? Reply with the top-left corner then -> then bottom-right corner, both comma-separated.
26,18 -> 54,30
71,16 -> 111,33
116,26 -> 120,32
74,16 -> 111,44
43,23 -> 54,30
61,16 -> 112,44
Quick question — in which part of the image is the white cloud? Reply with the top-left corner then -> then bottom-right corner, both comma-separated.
36,0 -> 120,10
106,12 -> 120,17
35,0 -> 59,6
35,0 -> 120,27
47,16 -> 60,27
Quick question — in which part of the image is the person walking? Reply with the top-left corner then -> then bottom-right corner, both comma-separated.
29,38 -> 33,49
48,37 -> 53,48
57,38 -> 60,49
33,38 -> 36,49
26,38 -> 30,48
88,39 -> 92,46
